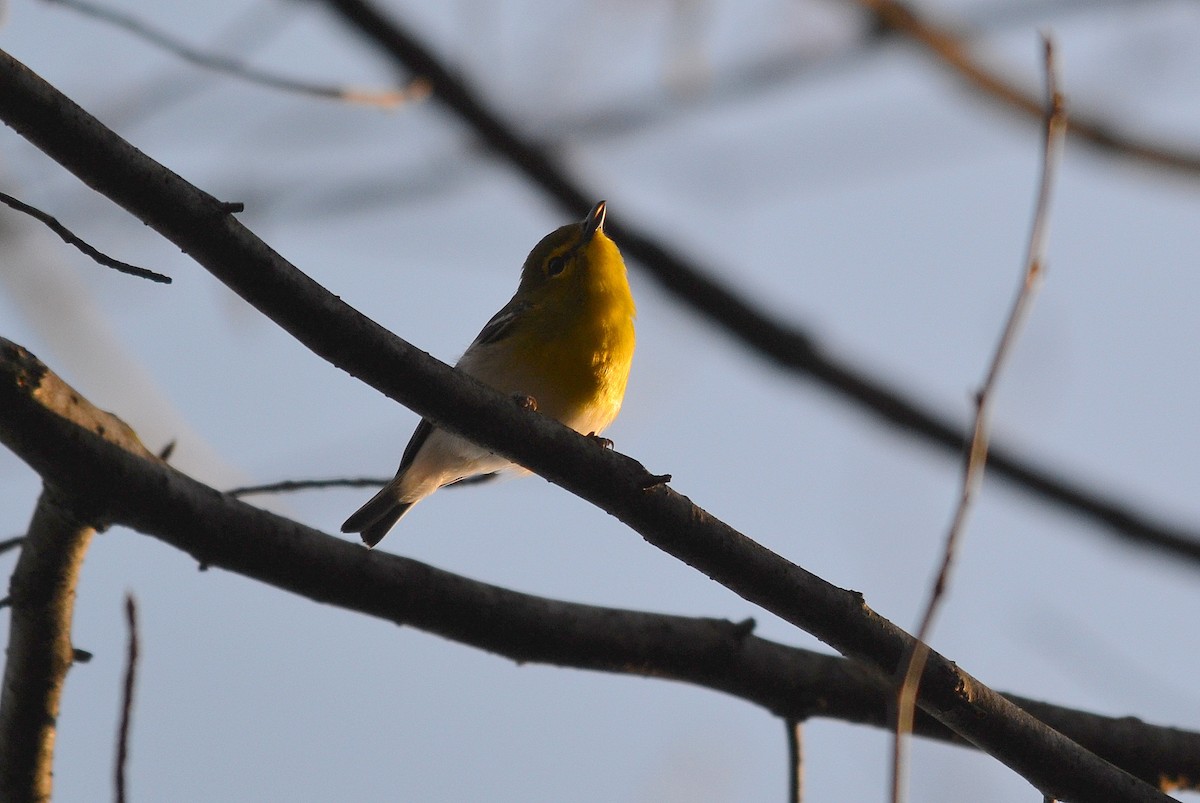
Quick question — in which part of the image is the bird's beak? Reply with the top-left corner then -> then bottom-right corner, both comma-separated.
582,201 -> 606,241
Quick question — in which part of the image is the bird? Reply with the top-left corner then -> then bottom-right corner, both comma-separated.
341,201 -> 636,547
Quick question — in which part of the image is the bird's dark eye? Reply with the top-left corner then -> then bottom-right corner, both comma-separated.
546,255 -> 567,277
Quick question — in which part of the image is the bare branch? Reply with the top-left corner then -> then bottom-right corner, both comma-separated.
226,473 -> 504,497
0,492 -> 98,802
44,0 -> 428,108
854,0 -> 1200,174
226,476 -> 387,498
0,191 -> 171,283
0,337 -> 1197,794
114,594 -> 139,803
891,35 -> 1067,803
787,719 -> 804,803
0,50 -> 1177,795
315,0 -> 1200,569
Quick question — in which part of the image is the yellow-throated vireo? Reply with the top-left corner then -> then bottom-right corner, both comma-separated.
342,201 -> 636,547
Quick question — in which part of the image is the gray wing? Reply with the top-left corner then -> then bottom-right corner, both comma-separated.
446,472 -> 501,488
469,298 -> 532,348
393,299 -> 528,475
396,417 -> 434,474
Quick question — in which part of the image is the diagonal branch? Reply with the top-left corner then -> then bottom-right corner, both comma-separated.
314,0 -> 1200,567
43,0 -> 428,108
0,52 -> 1174,801
855,0 -> 1200,174
0,190 -> 171,283
0,337 -> 1196,793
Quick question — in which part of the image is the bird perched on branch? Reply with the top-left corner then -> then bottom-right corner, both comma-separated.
342,201 -> 636,547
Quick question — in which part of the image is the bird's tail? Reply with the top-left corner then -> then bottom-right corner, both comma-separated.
341,480 -> 415,547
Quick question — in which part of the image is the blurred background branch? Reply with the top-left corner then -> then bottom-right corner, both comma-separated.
44,0 -> 429,108
854,0 -> 1200,173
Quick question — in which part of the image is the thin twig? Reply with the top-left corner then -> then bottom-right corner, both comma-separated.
114,593 -> 138,803
855,0 -> 1200,174
44,0 -> 428,108
227,476 -> 386,497
786,719 -> 803,803
0,192 -> 171,283
0,536 -> 25,556
891,35 -> 1067,803
226,472 -> 501,497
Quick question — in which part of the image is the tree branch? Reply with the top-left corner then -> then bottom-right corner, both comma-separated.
854,0 -> 1200,174
114,593 -> 139,803
44,0 -> 428,108
226,476 -> 387,498
893,35 -> 1066,801
313,0 -> 1200,568
787,719 -> 804,803
0,338 -> 1196,794
0,53 -> 1176,799
0,491 -> 95,803
0,190 -> 171,283
0,334 -> 158,802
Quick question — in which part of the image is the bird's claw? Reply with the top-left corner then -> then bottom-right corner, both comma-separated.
586,432 -> 614,449
513,394 -> 538,412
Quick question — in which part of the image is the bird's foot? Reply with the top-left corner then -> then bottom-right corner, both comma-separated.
586,432 -> 614,449
512,394 -> 538,412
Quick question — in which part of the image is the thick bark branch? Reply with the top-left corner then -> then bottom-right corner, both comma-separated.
0,349 -> 156,801
0,51 -> 1175,801
0,339 -> 1197,794
0,493 -> 93,803
315,0 -> 1200,566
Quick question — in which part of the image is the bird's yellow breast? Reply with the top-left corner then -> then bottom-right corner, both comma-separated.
471,230 -> 635,434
